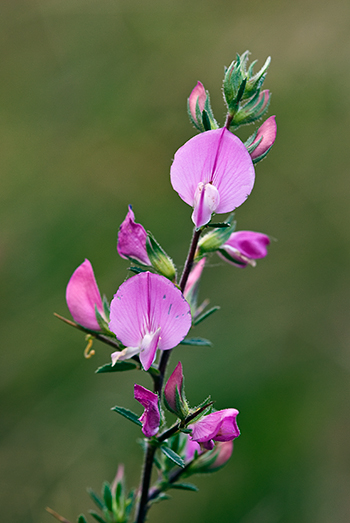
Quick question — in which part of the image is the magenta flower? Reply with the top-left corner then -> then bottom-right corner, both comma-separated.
189,408 -> 240,450
250,116 -> 277,161
117,205 -> 150,266
109,272 -> 191,371
170,128 -> 255,228
188,81 -> 206,125
185,437 -> 201,462
134,384 -> 160,437
218,230 -> 270,267
164,361 -> 188,418
66,259 -> 104,331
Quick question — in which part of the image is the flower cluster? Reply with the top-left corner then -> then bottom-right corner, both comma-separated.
57,50 -> 276,523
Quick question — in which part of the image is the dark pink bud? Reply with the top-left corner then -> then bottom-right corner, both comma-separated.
219,231 -> 270,267
66,259 -> 104,330
207,440 -> 233,471
164,362 -> 188,418
134,384 -> 160,437
117,205 -> 150,266
188,81 -> 206,124
250,116 -> 277,160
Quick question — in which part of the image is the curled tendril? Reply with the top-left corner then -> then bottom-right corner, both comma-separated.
84,335 -> 95,359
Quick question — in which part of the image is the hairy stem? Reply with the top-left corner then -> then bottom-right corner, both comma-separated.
135,227 -> 202,523
225,113 -> 233,130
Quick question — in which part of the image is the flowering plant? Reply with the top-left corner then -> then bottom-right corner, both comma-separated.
50,51 -> 276,523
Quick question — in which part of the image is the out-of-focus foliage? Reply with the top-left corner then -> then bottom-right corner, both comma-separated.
1,1 -> 350,522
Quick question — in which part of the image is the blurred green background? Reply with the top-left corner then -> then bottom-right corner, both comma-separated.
1,0 -> 350,522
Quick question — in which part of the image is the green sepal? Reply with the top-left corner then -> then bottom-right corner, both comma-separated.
193,306 -> 220,326
102,295 -> 110,322
160,446 -> 185,468
202,109 -> 211,131
170,482 -> 198,492
127,266 -> 151,275
77,516 -> 88,523
197,214 -> 236,255
146,231 -> 176,281
207,222 -> 231,228
180,337 -> 212,347
217,248 -> 247,266
111,406 -> 142,427
125,490 -> 136,519
89,511 -> 106,523
115,480 -> 123,505
252,143 -> 274,164
94,305 -> 111,334
95,361 -> 138,373
102,482 -> 113,512
187,98 -> 202,132
87,489 -> 104,511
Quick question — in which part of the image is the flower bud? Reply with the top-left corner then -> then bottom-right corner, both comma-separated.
232,89 -> 270,127
218,231 -> 270,268
196,214 -> 236,257
117,205 -> 150,266
246,116 -> 277,163
146,232 -> 176,281
134,384 -> 160,437
189,408 -> 240,450
164,362 -> 189,419
183,436 -> 233,474
187,81 -> 218,132
66,259 -> 105,331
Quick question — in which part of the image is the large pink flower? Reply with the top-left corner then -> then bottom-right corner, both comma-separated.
109,272 -> 191,370
170,128 -> 255,228
66,259 -> 104,331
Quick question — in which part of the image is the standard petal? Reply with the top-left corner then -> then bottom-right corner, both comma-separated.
66,259 -> 103,331
170,128 -> 255,215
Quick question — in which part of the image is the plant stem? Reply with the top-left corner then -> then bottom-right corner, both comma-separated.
225,114 -> 233,130
135,226 -> 202,523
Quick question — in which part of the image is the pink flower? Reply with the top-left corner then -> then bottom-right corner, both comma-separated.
250,116 -> 277,161
170,128 -> 255,228
183,258 -> 206,300
66,259 -> 104,331
109,272 -> 191,371
164,362 -> 188,418
207,440 -> 233,471
184,436 -> 233,472
218,230 -> 270,267
189,408 -> 240,450
117,205 -> 150,266
188,81 -> 206,125
134,384 -> 160,437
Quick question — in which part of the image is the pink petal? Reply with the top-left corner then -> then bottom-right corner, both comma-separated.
191,182 -> 220,228
250,116 -> 277,160
164,361 -> 184,413
184,258 -> 206,299
188,81 -> 206,123
66,259 -> 103,330
108,272 -> 191,369
139,327 -> 161,371
134,384 -> 160,437
208,441 -> 233,470
117,205 -> 150,265
170,129 -> 255,217
190,409 -> 240,444
224,231 -> 270,259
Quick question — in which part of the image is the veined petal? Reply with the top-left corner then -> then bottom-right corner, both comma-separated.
117,205 -> 150,265
170,128 -> 255,216
191,182 -> 220,228
109,272 -> 191,370
66,259 -> 103,331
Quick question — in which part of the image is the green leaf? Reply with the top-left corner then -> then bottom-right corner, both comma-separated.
193,306 -> 220,326
103,482 -> 113,512
87,489 -> 104,511
127,266 -> 150,274
170,482 -> 199,492
180,337 -> 212,347
202,109 -> 211,131
95,361 -> 138,373
77,516 -> 88,523
148,493 -> 171,506
111,406 -> 142,427
89,511 -> 106,523
207,222 -> 230,228
160,446 -> 185,468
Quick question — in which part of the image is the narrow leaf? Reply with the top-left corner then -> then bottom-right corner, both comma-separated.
193,306 -> 220,326
87,489 -> 104,511
111,406 -> 142,427
160,446 -> 185,468
148,493 -> 171,506
103,482 -> 113,512
95,361 -> 138,373
77,516 -> 88,523
207,222 -> 230,228
170,483 -> 199,492
180,337 -> 212,347
89,511 -> 107,523
45,507 -> 72,523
